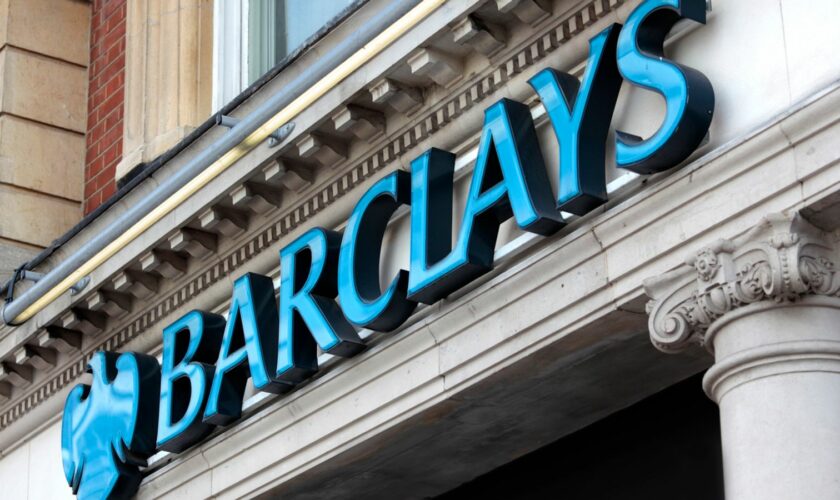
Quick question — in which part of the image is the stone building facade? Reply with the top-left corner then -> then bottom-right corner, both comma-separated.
1,0 -> 840,499
0,0 -> 90,283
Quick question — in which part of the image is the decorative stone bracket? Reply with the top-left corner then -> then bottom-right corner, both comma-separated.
644,213 -> 840,353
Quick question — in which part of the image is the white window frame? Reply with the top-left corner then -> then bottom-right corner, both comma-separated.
212,0 -> 250,112
212,0 -> 356,112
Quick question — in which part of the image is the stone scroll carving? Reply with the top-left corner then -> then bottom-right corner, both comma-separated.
644,213 -> 840,353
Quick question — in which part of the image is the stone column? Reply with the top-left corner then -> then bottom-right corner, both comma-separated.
645,213 -> 840,500
116,0 -> 213,181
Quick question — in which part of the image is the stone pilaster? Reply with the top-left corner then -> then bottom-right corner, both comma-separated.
116,0 -> 213,181
645,213 -> 840,500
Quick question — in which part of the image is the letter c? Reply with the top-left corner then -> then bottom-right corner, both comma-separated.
338,170 -> 417,332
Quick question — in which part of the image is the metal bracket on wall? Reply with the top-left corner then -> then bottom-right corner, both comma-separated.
216,115 -> 295,147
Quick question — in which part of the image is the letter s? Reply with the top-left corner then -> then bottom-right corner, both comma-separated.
615,0 -> 714,174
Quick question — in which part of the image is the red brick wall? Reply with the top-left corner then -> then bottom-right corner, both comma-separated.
83,0 -> 126,215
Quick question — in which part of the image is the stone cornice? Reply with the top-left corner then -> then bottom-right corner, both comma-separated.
0,0 -> 627,433
644,213 -> 840,354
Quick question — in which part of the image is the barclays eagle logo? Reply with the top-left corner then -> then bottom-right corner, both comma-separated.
61,351 -> 160,499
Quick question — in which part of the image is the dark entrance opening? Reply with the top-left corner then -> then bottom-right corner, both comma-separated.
437,373 -> 724,500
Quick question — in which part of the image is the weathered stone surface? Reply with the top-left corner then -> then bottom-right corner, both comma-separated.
199,206 -> 249,237
112,269 -> 158,299
140,249 -> 188,279
118,0 -> 213,180
0,240 -> 35,285
0,0 -> 91,66
332,104 -> 386,141
0,184 -> 81,248
407,47 -> 463,87
369,78 -> 423,114
452,16 -> 506,58
13,345 -> 56,371
230,182 -> 283,214
0,362 -> 32,387
0,47 -> 88,132
0,115 -> 85,201
168,228 -> 217,259
264,160 -> 314,193
296,133 -> 347,167
85,290 -> 132,318
495,0 -> 551,25
38,327 -> 82,353
645,214 -> 840,353
59,309 -> 106,336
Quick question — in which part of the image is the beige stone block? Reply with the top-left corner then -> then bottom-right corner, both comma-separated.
0,239 -> 35,284
452,16 -> 506,58
407,47 -> 463,87
0,47 -> 88,132
0,184 -> 81,247
119,0 -> 213,182
0,0 -> 8,50
1,0 -> 91,66
115,142 -> 144,181
144,124 -> 196,163
0,115 -> 84,200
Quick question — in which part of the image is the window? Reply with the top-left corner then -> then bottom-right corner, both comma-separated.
213,0 -> 358,111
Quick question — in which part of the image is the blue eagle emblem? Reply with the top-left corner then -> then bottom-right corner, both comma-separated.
61,351 -> 160,499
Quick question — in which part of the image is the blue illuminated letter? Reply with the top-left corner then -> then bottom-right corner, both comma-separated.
157,310 -> 224,452
338,171 -> 417,331
529,24 -> 622,215
408,98 -> 562,304
204,273 -> 287,425
405,148 -> 454,304
277,228 -> 365,383
615,0 -> 714,174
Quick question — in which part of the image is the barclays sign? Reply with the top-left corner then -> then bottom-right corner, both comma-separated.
61,1 -> 714,497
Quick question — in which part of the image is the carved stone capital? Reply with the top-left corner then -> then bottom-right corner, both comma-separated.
644,213 -> 840,353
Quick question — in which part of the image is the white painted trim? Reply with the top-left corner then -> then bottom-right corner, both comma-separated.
212,0 -> 250,112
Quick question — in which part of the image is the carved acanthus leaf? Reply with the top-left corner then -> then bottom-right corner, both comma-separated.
644,214 -> 840,353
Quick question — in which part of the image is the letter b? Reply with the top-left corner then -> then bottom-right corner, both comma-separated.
157,310 -> 224,452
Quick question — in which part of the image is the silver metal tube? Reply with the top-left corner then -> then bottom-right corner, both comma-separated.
216,115 -> 295,146
215,114 -> 240,128
2,0 -> 422,325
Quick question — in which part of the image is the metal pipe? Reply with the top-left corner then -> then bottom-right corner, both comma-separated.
18,271 -> 90,295
215,114 -> 295,147
3,0 -> 444,326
